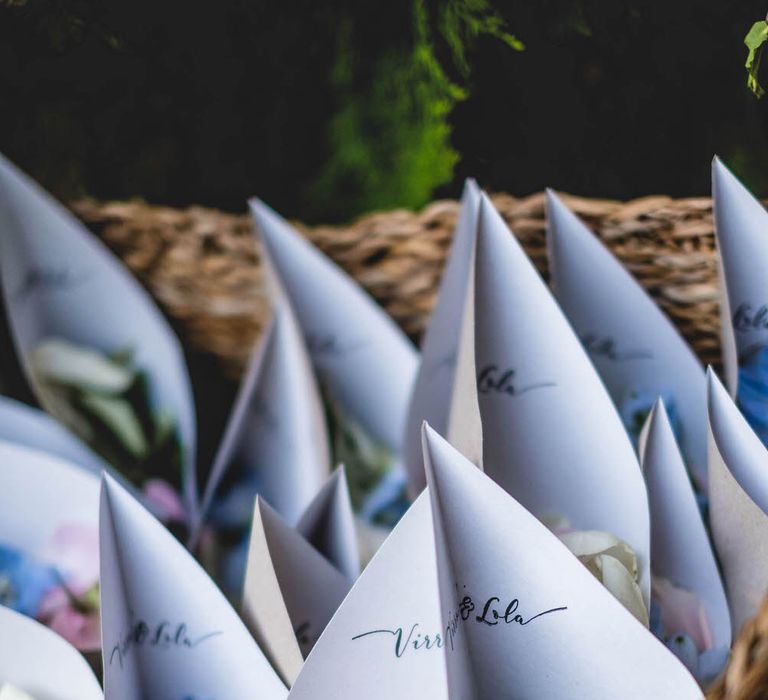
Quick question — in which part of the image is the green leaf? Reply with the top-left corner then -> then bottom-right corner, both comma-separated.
438,0 -> 524,78
745,20 -> 768,99
79,392 -> 149,460
320,380 -> 394,511
308,0 -> 523,218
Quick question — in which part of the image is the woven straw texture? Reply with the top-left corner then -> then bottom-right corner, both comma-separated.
709,594 -> 768,699
70,192 -> 763,697
71,192 -> 721,381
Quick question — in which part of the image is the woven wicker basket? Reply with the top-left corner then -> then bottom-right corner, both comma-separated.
70,193 -> 762,698
71,192 -> 721,379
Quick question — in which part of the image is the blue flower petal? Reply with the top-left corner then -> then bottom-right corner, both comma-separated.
619,390 -> 680,448
359,466 -> 410,527
738,346 -> 768,446
0,544 -> 59,617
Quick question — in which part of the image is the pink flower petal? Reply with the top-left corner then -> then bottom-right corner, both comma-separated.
45,605 -> 100,651
41,522 -> 99,593
652,576 -> 714,652
38,586 -> 100,651
143,479 -> 186,523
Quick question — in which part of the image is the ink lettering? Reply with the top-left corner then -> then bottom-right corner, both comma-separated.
352,591 -> 567,658
305,333 -> 369,358
477,365 -> 556,396
13,267 -> 87,301
351,623 -> 443,658
110,619 -> 222,669
581,333 -> 652,361
733,303 -> 768,332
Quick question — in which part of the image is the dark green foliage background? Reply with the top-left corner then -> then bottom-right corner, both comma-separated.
1,0 -> 767,222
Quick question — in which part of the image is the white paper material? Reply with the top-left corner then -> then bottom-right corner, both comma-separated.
0,154 -> 197,517
242,498 -> 351,686
199,300 -> 331,529
99,474 -> 287,700
445,235 -> 483,469
403,180 -> 480,494
641,401 -> 731,650
471,193 -> 651,602
288,493 -> 450,699
707,368 -> 768,633
0,605 -> 102,699
249,198 -> 418,452
296,466 -> 360,582
547,190 -> 707,485
422,423 -> 703,699
0,395 -> 107,476
712,157 -> 768,392
0,440 -> 99,562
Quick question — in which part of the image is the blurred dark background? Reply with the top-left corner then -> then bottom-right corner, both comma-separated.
1,0 -> 767,223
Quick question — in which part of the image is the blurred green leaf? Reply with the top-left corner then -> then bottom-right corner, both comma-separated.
309,0 -> 522,219
321,380 -> 394,510
745,19 -> 768,98
439,0 -> 524,77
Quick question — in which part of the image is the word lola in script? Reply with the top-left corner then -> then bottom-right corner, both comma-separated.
110,619 -> 223,668
477,365 -> 556,397
351,592 -> 567,659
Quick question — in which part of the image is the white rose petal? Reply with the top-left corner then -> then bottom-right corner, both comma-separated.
557,527 -> 647,626
559,530 -> 638,578
594,553 -> 649,626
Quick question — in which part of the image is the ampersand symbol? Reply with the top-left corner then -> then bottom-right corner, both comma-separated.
459,596 -> 475,621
